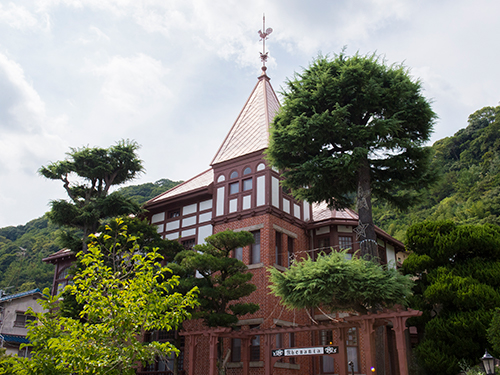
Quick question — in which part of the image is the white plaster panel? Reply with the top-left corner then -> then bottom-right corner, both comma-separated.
229,198 -> 238,213
198,224 -> 213,244
151,212 -> 165,223
338,225 -> 352,233
183,203 -> 197,216
316,226 -> 330,235
243,195 -> 251,210
165,232 -> 179,240
200,199 -> 213,211
283,198 -> 290,214
387,244 -> 396,269
272,176 -> 279,208
182,216 -> 197,227
182,228 -> 196,237
303,201 -> 310,221
166,220 -> 180,231
156,224 -> 164,233
293,203 -> 301,219
216,187 -> 225,216
256,176 -> 265,206
199,212 -> 212,223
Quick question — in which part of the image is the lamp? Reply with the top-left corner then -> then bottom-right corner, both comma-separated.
481,350 -> 495,375
348,361 -> 354,375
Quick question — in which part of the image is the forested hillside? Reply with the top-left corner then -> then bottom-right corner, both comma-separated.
373,105 -> 500,240
0,178 -> 182,295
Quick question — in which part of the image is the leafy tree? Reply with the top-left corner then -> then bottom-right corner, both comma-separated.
269,250 -> 414,314
267,53 -> 436,258
39,139 -> 143,251
171,230 -> 259,374
404,220 -> 500,375
7,219 -> 198,375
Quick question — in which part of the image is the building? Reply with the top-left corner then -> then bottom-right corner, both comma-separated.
141,64 -> 420,375
0,289 -> 46,357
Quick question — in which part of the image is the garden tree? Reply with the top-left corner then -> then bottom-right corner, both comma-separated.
269,250 -> 414,314
7,219 -> 198,375
404,220 -> 500,375
171,230 -> 259,375
58,216 -> 185,320
488,309 -> 500,355
267,53 -> 436,258
39,139 -> 143,251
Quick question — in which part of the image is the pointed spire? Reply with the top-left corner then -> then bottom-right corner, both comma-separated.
210,73 -> 280,166
258,14 -> 273,75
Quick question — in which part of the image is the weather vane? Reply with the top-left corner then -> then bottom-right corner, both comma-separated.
258,14 -> 273,72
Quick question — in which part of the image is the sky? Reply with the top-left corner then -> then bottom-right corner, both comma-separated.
0,0 -> 499,227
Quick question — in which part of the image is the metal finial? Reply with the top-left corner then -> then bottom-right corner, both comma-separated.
258,14 -> 273,72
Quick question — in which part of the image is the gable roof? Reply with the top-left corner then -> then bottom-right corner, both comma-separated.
0,288 -> 43,303
147,168 -> 214,205
211,73 -> 280,165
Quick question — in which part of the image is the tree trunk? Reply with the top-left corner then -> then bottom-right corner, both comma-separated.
357,159 -> 378,261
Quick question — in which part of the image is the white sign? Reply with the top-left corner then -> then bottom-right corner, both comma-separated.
272,346 -> 339,357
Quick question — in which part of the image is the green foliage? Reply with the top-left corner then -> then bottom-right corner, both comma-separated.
488,308 -> 500,356
39,140 -> 144,250
7,220 -> 198,375
0,177 -> 182,298
172,230 -> 259,328
118,178 -> 183,205
267,52 -> 436,210
0,215 -> 59,294
269,250 -> 413,313
373,105 -> 500,240
404,220 -> 500,375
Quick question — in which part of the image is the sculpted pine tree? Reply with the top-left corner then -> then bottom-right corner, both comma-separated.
39,139 -> 143,251
267,53 -> 436,258
171,230 -> 259,375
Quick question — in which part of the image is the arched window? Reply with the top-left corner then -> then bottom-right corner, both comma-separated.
217,174 -> 226,182
230,171 -> 239,179
256,163 -> 265,171
243,167 -> 252,175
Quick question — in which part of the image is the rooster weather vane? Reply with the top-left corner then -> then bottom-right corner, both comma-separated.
258,15 -> 273,72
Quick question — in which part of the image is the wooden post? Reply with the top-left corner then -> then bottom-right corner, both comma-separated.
391,316 -> 409,375
185,335 -> 198,375
209,334 -> 218,375
336,327 -> 347,375
359,319 -> 376,375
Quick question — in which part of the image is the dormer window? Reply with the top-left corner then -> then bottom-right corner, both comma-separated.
230,171 -> 239,179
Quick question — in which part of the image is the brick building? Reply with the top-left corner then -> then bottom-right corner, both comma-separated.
141,67 -> 420,375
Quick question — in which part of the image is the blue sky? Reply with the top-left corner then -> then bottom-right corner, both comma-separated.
1,0 -> 499,226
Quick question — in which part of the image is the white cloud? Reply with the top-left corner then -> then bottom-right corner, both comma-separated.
90,53 -> 171,115
0,53 -> 67,226
0,3 -> 39,30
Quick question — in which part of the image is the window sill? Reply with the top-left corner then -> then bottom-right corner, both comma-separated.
248,263 -> 264,270
273,264 -> 287,272
227,361 -> 264,368
274,361 -> 300,370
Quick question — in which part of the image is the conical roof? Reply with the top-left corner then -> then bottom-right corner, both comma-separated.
211,73 -> 280,165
